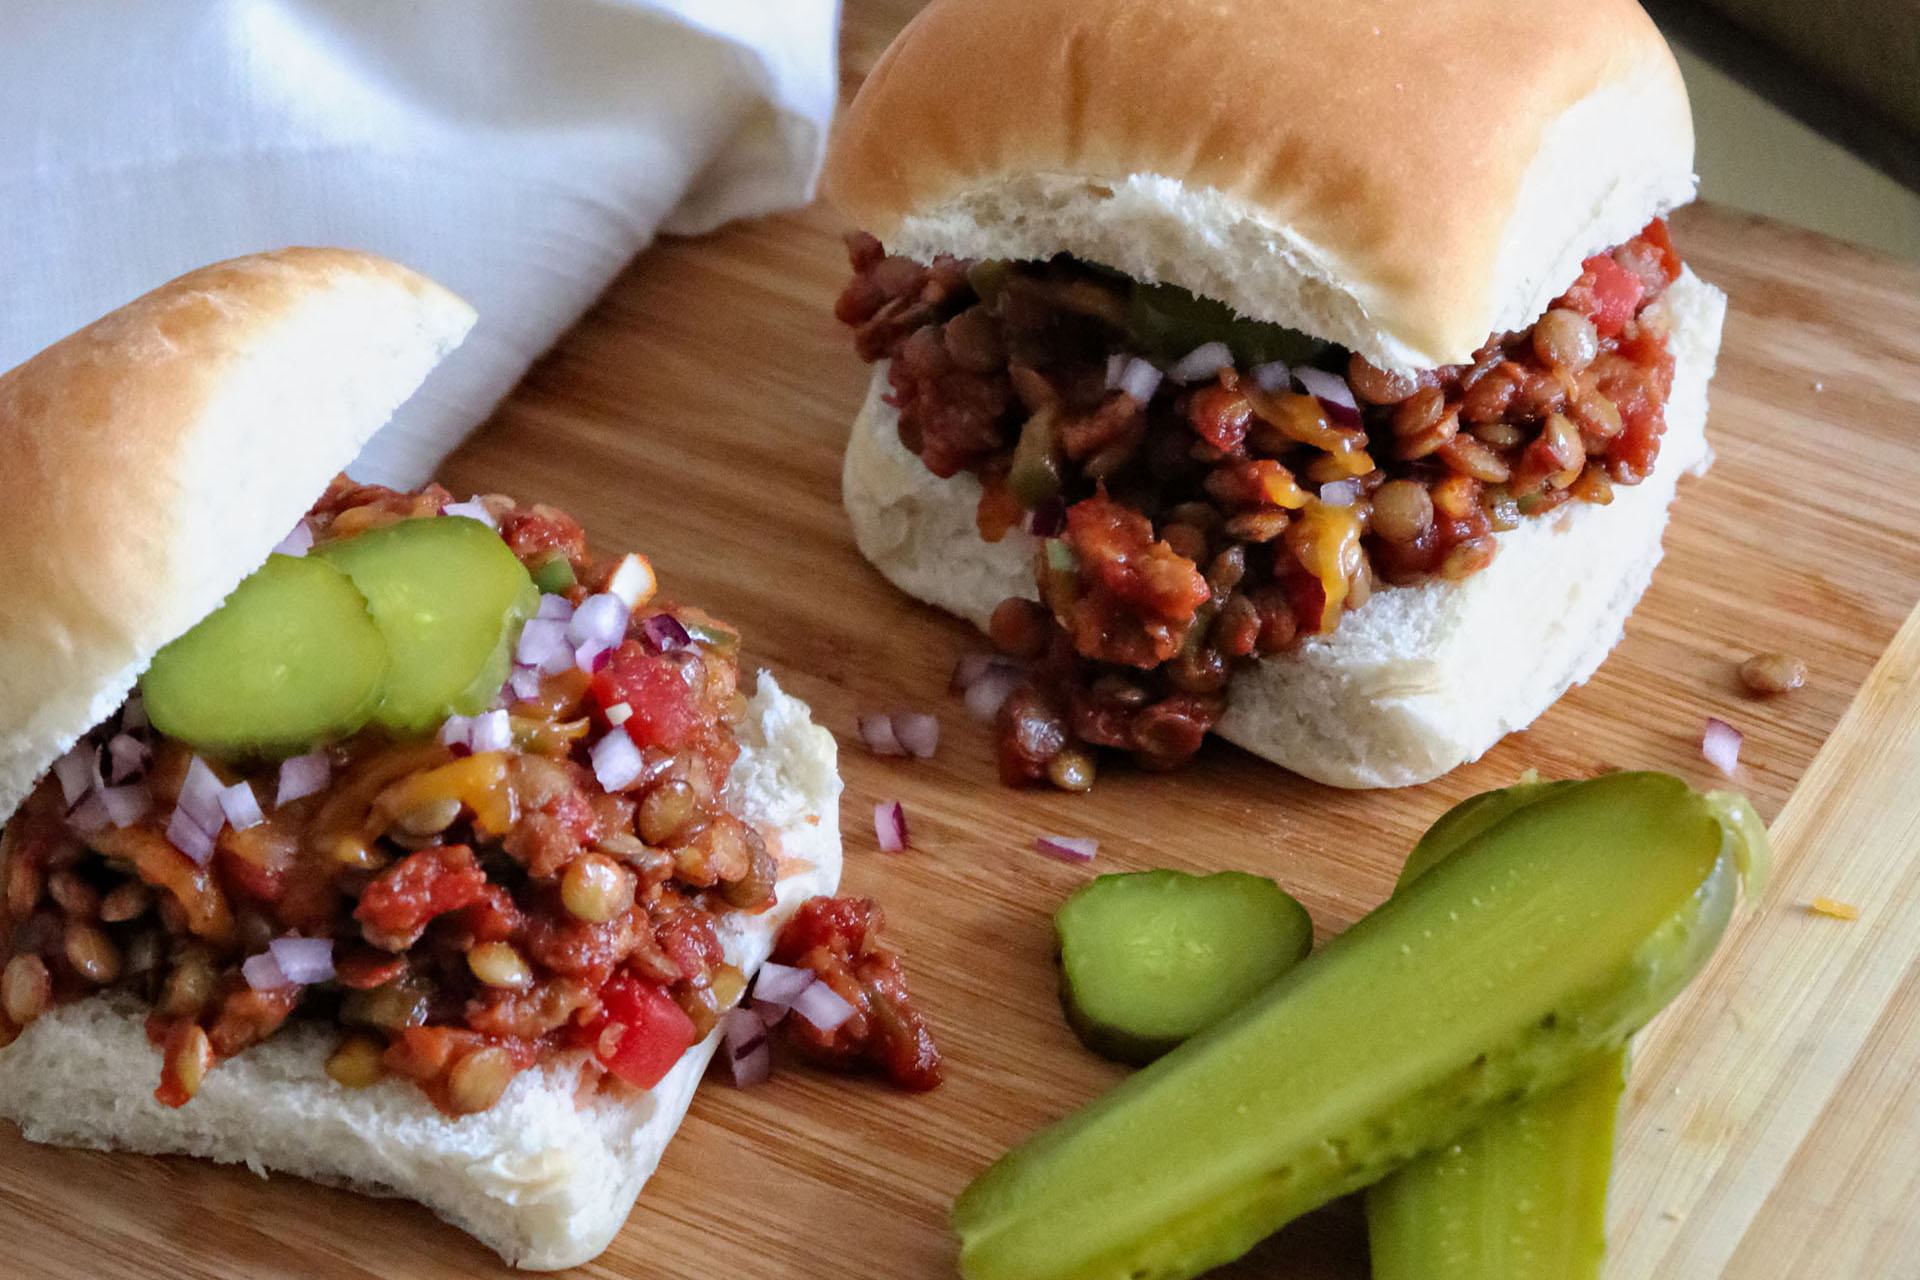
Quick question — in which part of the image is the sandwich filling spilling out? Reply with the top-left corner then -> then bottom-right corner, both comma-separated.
0,479 -> 936,1115
837,222 -> 1687,788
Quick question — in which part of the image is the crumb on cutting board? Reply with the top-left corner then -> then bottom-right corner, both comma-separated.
1807,897 -> 1860,921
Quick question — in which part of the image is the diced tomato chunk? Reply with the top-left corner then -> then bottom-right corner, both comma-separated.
589,975 -> 697,1091
591,642 -> 699,750
1566,254 -> 1645,337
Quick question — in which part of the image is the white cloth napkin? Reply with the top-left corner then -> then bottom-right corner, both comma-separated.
0,0 -> 838,485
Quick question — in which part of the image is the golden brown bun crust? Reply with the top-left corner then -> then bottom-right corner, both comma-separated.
827,0 -> 1696,371
0,249 -> 475,820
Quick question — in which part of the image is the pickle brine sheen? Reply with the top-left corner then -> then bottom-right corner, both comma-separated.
950,772 -> 1765,1280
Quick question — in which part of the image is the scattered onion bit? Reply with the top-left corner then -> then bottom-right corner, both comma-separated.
1035,834 -> 1098,864
792,980 -> 856,1033
269,936 -> 336,984
720,1006 -> 772,1087
874,800 -> 908,853
242,950 -> 291,991
1807,897 -> 1860,921
894,713 -> 940,760
217,781 -> 264,832
640,613 -> 691,654
1702,717 -> 1742,776
606,553 -> 656,609
590,731 -> 644,792
605,701 -> 633,727
273,520 -> 314,557
964,667 -> 1022,721
858,712 -> 905,757
276,751 -> 331,807
440,498 -> 498,529
1170,341 -> 1232,384
751,962 -> 815,1009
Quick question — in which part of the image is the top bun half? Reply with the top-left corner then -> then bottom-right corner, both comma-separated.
826,0 -> 1696,374
0,249 -> 476,821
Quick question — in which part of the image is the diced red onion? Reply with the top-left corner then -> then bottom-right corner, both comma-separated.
753,999 -> 791,1025
1319,479 -> 1361,508
509,666 -> 544,701
242,951 -> 292,991
269,936 -> 336,985
641,613 -> 692,654
604,701 -> 633,727
66,793 -> 111,836
515,617 -> 574,674
752,962 -> 816,1009
894,713 -> 940,759
166,806 -> 217,866
218,781 -> 265,832
273,520 -> 314,557
1703,717 -> 1742,776
52,745 -> 97,807
859,712 -> 906,757
1295,366 -> 1362,428
1104,352 -> 1128,388
536,593 -> 575,622
574,638 -> 612,674
1251,360 -> 1294,393
1115,357 -> 1163,403
965,666 -> 1024,721
606,554 -> 656,608
569,593 -> 629,649
874,800 -> 908,853
721,1006 -> 772,1087
590,730 -> 644,792
1026,497 -> 1068,538
106,733 -> 150,784
1036,834 -> 1099,863
440,499 -> 498,529
468,709 -> 512,754
951,652 -> 1007,693
276,752 -> 331,807
1170,341 -> 1233,384
178,756 -> 227,837
121,693 -> 148,733
792,981 -> 857,1033
438,713 -> 474,750
99,784 -> 152,829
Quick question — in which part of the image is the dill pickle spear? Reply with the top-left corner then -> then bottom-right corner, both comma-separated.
141,554 -> 386,753
951,772 -> 1764,1280
317,515 -> 537,732
1367,778 -> 1619,1280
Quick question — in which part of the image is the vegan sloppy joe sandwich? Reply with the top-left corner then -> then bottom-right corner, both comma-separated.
829,0 -> 1729,789
0,250 -> 844,1268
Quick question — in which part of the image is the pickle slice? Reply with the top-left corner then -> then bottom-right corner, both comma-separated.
951,772 -> 1763,1280
1366,778 -> 1621,1280
317,516 -> 537,732
142,554 -> 386,753
1056,870 -> 1312,1065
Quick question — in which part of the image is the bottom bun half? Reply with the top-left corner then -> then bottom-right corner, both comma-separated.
843,269 -> 1727,788
0,673 -> 841,1270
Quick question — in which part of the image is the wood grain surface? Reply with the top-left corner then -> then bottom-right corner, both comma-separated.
5,3 -> 1920,1276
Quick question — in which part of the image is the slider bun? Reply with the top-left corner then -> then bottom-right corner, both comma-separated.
827,0 -> 1696,374
843,269 -> 1726,788
0,673 -> 842,1270
0,249 -> 477,823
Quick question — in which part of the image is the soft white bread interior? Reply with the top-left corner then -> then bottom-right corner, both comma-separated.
827,0 -> 1696,375
844,269 -> 1726,788
0,672 -> 841,1270
0,249 -> 476,824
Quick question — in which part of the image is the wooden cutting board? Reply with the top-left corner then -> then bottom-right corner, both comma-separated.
6,4 -> 1920,1276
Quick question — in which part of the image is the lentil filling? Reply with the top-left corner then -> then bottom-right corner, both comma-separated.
837,222 -> 1686,787
0,480 -> 840,1115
